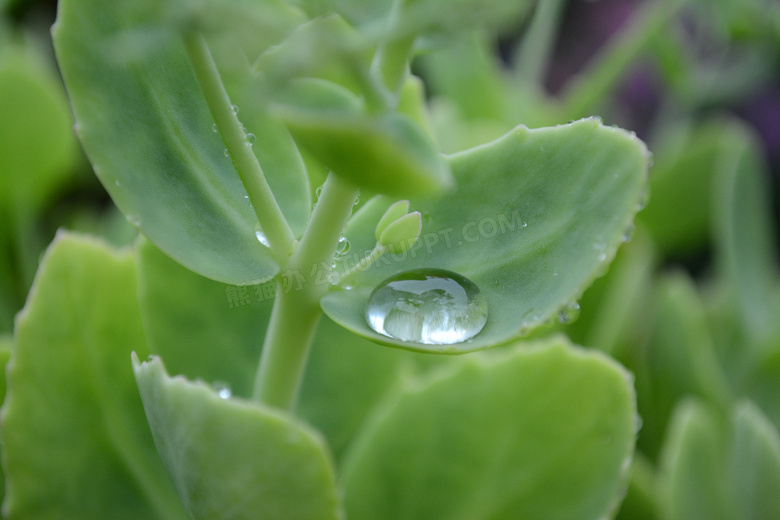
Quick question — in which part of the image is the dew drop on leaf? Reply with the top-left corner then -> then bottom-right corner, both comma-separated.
231,104 -> 239,114
336,236 -> 350,255
255,223 -> 269,247
315,185 -> 323,198
621,222 -> 635,243
212,381 -> 232,399
557,301 -> 581,324
212,123 -> 218,133
365,268 -> 488,345
246,133 -> 256,146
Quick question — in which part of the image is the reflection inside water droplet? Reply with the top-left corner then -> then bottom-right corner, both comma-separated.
366,268 -> 487,345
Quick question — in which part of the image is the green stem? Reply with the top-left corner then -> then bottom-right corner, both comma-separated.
182,32 -> 296,262
337,242 -> 387,283
253,173 -> 359,409
370,0 -> 415,107
561,0 -> 682,118
513,0 -> 566,87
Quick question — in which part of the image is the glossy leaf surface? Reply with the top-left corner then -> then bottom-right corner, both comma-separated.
323,119 -> 649,353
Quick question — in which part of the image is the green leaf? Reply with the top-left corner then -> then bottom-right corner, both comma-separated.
711,120 -> 780,349
660,399 -> 780,520
296,317 -> 408,460
0,335 -> 11,504
374,199 -> 410,240
732,402 -> 780,520
136,236 -> 407,460
636,121 -> 727,256
659,400 -> 734,520
275,79 -> 453,197
0,43 -> 77,216
416,33 -> 506,121
615,453 -> 659,520
396,0 -> 534,40
341,337 -> 637,520
378,211 -> 421,250
0,232 -> 184,519
136,236 -> 269,399
323,118 -> 650,353
565,227 -> 656,358
254,13 -> 373,93
132,354 -> 343,520
635,273 -> 732,459
53,0 -> 310,285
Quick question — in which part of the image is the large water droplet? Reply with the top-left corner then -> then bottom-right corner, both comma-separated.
366,268 -> 487,345
245,133 -> 256,146
255,223 -> 269,247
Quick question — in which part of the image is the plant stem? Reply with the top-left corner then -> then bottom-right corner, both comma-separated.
182,32 -> 296,263
253,173 -> 359,409
370,0 -> 414,106
337,243 -> 388,283
513,0 -> 566,87
561,0 -> 683,118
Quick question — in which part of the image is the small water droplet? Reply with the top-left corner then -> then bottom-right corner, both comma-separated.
568,119 -> 575,124
231,104 -> 239,114
255,223 -> 269,247
365,268 -> 488,345
637,187 -> 651,211
246,133 -> 256,146
212,123 -> 218,133
127,214 -> 141,227
315,185 -> 323,198
646,151 -> 654,168
522,221 -> 528,228
336,236 -> 350,255
224,149 -> 230,158
621,223 -> 635,243
557,302 -> 581,324
114,180 -> 120,186
353,194 -> 360,206
598,252 -> 607,262
213,381 -> 232,399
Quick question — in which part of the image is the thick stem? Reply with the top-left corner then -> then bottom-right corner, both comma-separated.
182,33 -> 296,262
252,173 -> 359,409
